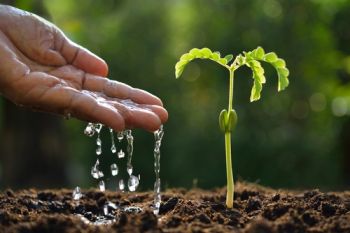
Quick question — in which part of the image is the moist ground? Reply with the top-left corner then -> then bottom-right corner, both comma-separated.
0,182 -> 350,233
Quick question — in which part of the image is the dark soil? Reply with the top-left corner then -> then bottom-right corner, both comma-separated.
1,182 -> 350,233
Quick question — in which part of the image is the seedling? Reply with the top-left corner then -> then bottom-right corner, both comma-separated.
175,47 -> 289,208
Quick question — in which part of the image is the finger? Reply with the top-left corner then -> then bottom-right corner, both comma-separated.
20,74 -> 125,131
83,73 -> 163,106
110,100 -> 162,132
138,104 -> 168,124
58,33 -> 108,77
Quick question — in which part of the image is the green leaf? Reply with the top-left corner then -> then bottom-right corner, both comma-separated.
277,67 -> 290,91
227,109 -> 238,131
224,54 -> 234,63
219,109 -> 228,133
248,60 -> 266,83
264,52 -> 278,62
175,60 -> 189,78
189,48 -> 201,58
273,58 -> 286,68
277,67 -> 290,77
200,48 -> 213,58
211,52 -> 220,61
218,58 -> 228,65
180,53 -> 194,61
253,46 -> 265,59
250,79 -> 263,102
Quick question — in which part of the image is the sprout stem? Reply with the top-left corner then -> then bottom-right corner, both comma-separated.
225,69 -> 235,208
225,131 -> 234,208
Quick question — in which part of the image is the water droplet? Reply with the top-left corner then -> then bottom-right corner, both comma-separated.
96,138 -> 102,146
95,124 -> 103,133
84,123 -> 95,137
128,175 -> 139,192
117,132 -> 124,142
119,179 -> 125,191
98,180 -> 105,192
110,128 -> 117,153
91,166 -> 100,179
111,145 -> 116,153
73,186 -> 82,200
126,164 -> 133,175
110,163 -> 118,176
117,149 -> 125,158
91,160 -> 103,179
96,147 -> 102,155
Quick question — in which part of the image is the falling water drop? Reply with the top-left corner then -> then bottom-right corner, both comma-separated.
91,166 -> 99,179
117,131 -> 124,142
109,128 -> 117,153
91,160 -> 103,179
128,175 -> 139,192
73,186 -> 82,200
119,179 -> 125,191
110,163 -> 118,176
96,132 -> 102,155
98,180 -> 106,192
84,123 -> 95,137
126,164 -> 133,176
111,145 -> 116,154
117,149 -> 125,158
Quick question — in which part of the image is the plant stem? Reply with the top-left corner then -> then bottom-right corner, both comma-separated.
225,132 -> 234,208
228,70 -> 234,111
225,69 -> 235,208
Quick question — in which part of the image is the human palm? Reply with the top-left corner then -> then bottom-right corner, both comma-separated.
0,5 -> 167,131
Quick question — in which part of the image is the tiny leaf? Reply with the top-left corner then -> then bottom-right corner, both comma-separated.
250,79 -> 263,102
180,53 -> 194,61
273,58 -> 286,68
227,109 -> 238,131
189,48 -> 201,58
264,52 -> 278,62
218,58 -> 228,65
253,46 -> 265,59
219,109 -> 228,133
224,54 -> 234,63
211,52 -> 220,61
200,48 -> 213,58
277,67 -> 290,91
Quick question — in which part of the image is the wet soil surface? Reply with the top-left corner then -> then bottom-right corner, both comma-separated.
0,182 -> 350,233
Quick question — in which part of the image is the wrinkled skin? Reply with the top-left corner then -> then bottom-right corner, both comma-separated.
0,5 -> 168,132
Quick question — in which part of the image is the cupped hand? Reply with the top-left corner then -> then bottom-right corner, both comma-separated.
0,5 -> 167,132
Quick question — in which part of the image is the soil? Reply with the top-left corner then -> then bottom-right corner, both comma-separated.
0,182 -> 350,233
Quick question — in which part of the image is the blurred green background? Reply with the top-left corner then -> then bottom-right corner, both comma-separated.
1,0 -> 350,191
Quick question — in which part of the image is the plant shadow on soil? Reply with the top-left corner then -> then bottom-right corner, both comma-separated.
0,182 -> 350,233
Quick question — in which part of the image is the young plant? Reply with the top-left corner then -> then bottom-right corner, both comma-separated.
175,47 -> 289,208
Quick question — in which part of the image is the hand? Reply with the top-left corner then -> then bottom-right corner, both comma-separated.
0,5 -> 168,132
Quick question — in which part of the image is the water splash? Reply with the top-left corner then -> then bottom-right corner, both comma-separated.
128,175 -> 139,192
153,125 -> 164,214
73,186 -> 82,200
119,179 -> 125,191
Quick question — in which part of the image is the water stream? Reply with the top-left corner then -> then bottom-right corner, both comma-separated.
75,123 -> 165,220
